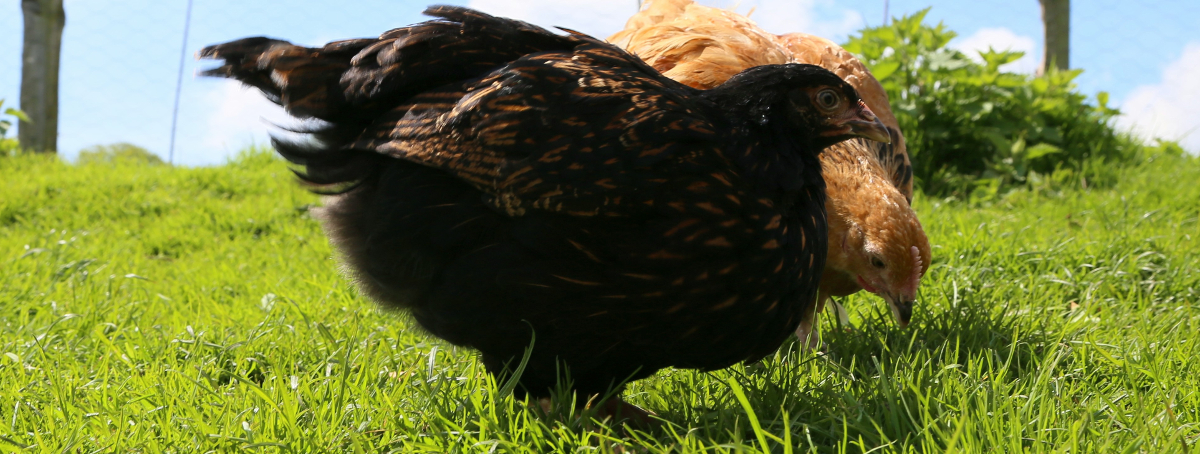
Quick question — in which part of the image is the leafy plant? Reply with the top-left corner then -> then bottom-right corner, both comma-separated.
0,99 -> 29,156
77,142 -> 166,165
843,9 -> 1143,198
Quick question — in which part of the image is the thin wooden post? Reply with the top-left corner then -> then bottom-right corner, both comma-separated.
19,0 -> 66,153
1038,0 -> 1069,76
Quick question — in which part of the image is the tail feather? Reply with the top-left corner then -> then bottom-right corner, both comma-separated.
198,6 -> 582,122
270,123 -> 384,193
198,37 -> 370,120
197,5 -> 590,193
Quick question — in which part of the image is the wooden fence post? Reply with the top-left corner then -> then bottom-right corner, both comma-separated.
1038,0 -> 1069,76
19,0 -> 66,154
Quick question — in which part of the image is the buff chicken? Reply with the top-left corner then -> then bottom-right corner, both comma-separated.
200,6 -> 890,421
609,0 -> 932,348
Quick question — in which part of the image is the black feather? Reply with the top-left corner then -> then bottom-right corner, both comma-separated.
199,5 -> 877,401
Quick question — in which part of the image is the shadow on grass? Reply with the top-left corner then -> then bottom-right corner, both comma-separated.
356,296 -> 1070,452
632,295 -> 1065,452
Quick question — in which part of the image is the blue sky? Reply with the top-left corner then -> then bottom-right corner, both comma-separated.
1,0 -> 1197,165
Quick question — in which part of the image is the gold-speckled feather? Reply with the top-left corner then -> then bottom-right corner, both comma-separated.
608,0 -> 911,197
199,5 -> 890,414
347,46 -> 736,219
610,0 -> 931,348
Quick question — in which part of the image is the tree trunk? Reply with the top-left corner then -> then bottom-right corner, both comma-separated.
19,0 -> 66,154
1038,0 -> 1069,76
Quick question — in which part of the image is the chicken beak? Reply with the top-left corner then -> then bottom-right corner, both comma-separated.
848,117 -> 891,144
885,295 -> 914,328
844,101 -> 891,144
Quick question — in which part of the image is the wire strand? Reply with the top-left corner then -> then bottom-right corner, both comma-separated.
168,0 -> 194,164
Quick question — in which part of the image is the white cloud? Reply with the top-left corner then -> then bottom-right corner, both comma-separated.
466,0 -> 863,43
734,0 -> 864,43
1117,42 -> 1200,153
466,0 -> 640,39
953,27 -> 1039,74
195,82 -> 293,162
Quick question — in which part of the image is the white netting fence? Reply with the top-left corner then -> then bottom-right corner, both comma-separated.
0,0 -> 1196,165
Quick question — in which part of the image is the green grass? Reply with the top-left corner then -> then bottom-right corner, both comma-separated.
1,148 -> 1197,453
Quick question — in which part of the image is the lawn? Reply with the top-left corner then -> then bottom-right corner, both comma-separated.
0,149 -> 1197,453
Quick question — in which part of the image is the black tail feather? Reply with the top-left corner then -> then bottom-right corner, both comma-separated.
270,122 -> 384,194
198,5 -> 595,195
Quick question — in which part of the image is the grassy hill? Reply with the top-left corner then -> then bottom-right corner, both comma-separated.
1,149 -> 1197,452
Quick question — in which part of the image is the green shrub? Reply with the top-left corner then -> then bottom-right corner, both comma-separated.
224,144 -> 283,170
77,142 -> 166,166
0,99 -> 28,157
843,9 -> 1145,198
0,138 -> 16,157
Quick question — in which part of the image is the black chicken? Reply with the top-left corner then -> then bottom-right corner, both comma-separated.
200,6 -> 889,420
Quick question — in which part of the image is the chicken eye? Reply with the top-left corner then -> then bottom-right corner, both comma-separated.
870,256 -> 885,269
816,89 -> 840,110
